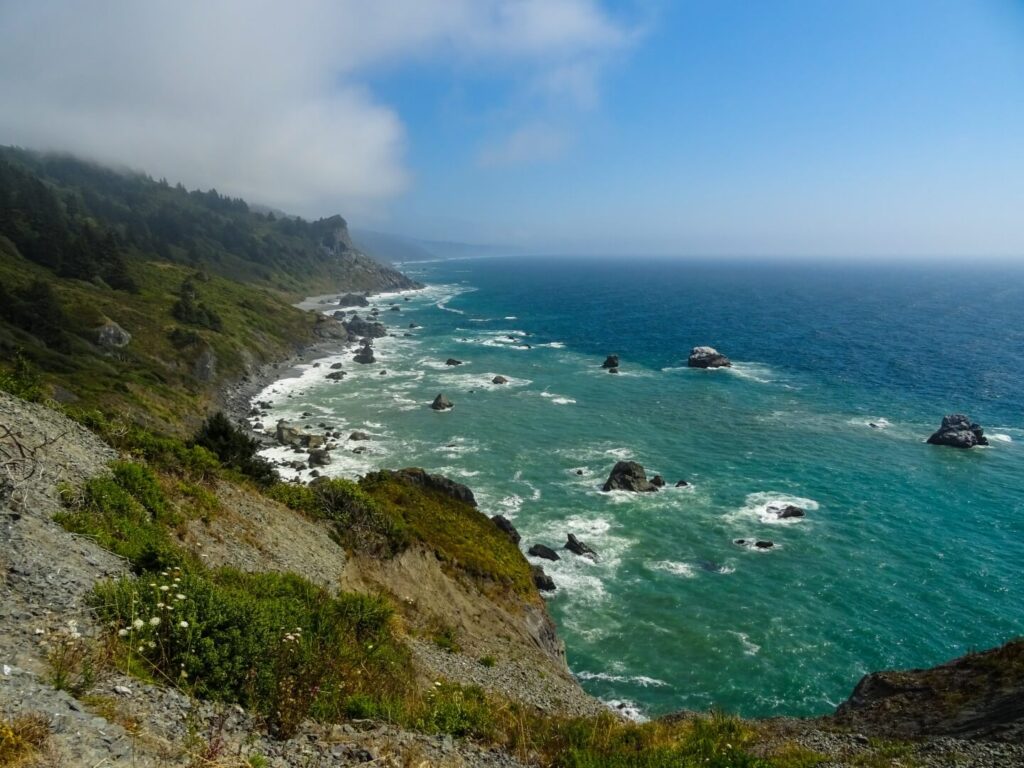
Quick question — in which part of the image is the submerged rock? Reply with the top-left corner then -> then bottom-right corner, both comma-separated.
531,565 -> 556,592
601,354 -> 620,369
927,414 -> 989,449
431,393 -> 454,411
687,346 -> 732,368
329,362 -> 344,369
491,514 -> 521,545
349,431 -> 371,441
528,544 -> 560,561
565,533 -> 598,559
326,371 -> 347,380
608,366 -> 619,374
492,375 -> 508,385
445,358 -> 463,366
602,461 -> 658,493
675,480 -> 690,487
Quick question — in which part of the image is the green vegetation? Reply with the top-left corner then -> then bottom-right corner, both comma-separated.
192,412 -> 277,487
56,461 -> 190,573
94,569 -> 412,739
0,146 -> 414,428
267,476 -> 408,555
360,470 -> 536,597
0,349 -> 44,402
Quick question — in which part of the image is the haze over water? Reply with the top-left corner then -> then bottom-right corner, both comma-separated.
254,256 -> 1024,719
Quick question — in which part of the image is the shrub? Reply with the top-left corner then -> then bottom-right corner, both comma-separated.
192,412 -> 277,487
0,712 -> 50,767
0,349 -> 45,402
413,682 -> 495,739
55,461 -> 184,573
93,568 -> 413,739
267,477 -> 408,555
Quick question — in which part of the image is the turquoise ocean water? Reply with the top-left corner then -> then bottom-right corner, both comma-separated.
253,257 -> 1024,720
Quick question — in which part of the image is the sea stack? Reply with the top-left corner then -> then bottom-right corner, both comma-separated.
602,460 -> 658,492
687,346 -> 731,368
601,354 -> 620,369
927,414 -> 989,449
431,393 -> 454,411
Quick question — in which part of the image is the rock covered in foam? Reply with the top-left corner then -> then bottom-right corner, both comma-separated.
927,414 -> 989,449
687,346 -> 731,368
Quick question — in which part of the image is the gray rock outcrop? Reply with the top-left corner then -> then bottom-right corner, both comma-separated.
927,414 -> 989,449
431,393 -> 453,411
602,461 -> 658,493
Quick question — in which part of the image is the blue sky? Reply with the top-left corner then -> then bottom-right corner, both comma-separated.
376,1 -> 1024,257
2,1 -> 1023,257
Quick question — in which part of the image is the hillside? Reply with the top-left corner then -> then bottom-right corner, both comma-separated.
0,147 -> 418,429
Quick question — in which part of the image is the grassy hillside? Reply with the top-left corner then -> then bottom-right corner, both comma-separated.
0,147 -> 417,427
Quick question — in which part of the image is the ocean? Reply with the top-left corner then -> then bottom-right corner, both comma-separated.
252,256 -> 1024,720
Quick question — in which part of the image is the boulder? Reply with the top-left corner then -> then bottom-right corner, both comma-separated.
445,358 -> 463,366
565,533 -> 597,559
528,544 -> 560,561
431,393 -> 454,411
608,367 -> 619,374
531,565 -> 556,592
329,362 -> 344,369
927,414 -> 989,449
379,370 -> 387,375
390,305 -> 401,312
675,480 -> 690,487
409,323 -> 420,329
687,346 -> 732,368
345,313 -> 387,339
755,540 -> 774,549
275,420 -> 323,449
768,503 -> 805,519
337,293 -> 369,307
308,449 -> 332,467
349,431 -> 371,441
492,375 -> 508,385
602,461 -> 658,493
95,320 -> 132,348
313,315 -> 348,340
491,514 -> 521,545
353,345 -> 376,364
601,354 -> 619,369
326,371 -> 347,380
651,475 -> 666,488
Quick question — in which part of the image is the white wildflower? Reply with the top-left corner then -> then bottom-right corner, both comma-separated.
132,619 -> 145,630
179,621 -> 189,629
118,629 -> 129,637
175,594 -> 186,600
160,585 -> 170,592
149,617 -> 161,627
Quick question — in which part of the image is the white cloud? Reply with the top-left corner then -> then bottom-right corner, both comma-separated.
0,0 -> 631,216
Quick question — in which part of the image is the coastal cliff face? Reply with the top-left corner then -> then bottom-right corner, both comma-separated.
833,640 -> 1024,742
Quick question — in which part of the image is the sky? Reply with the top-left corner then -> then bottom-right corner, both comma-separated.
1,0 -> 1023,258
